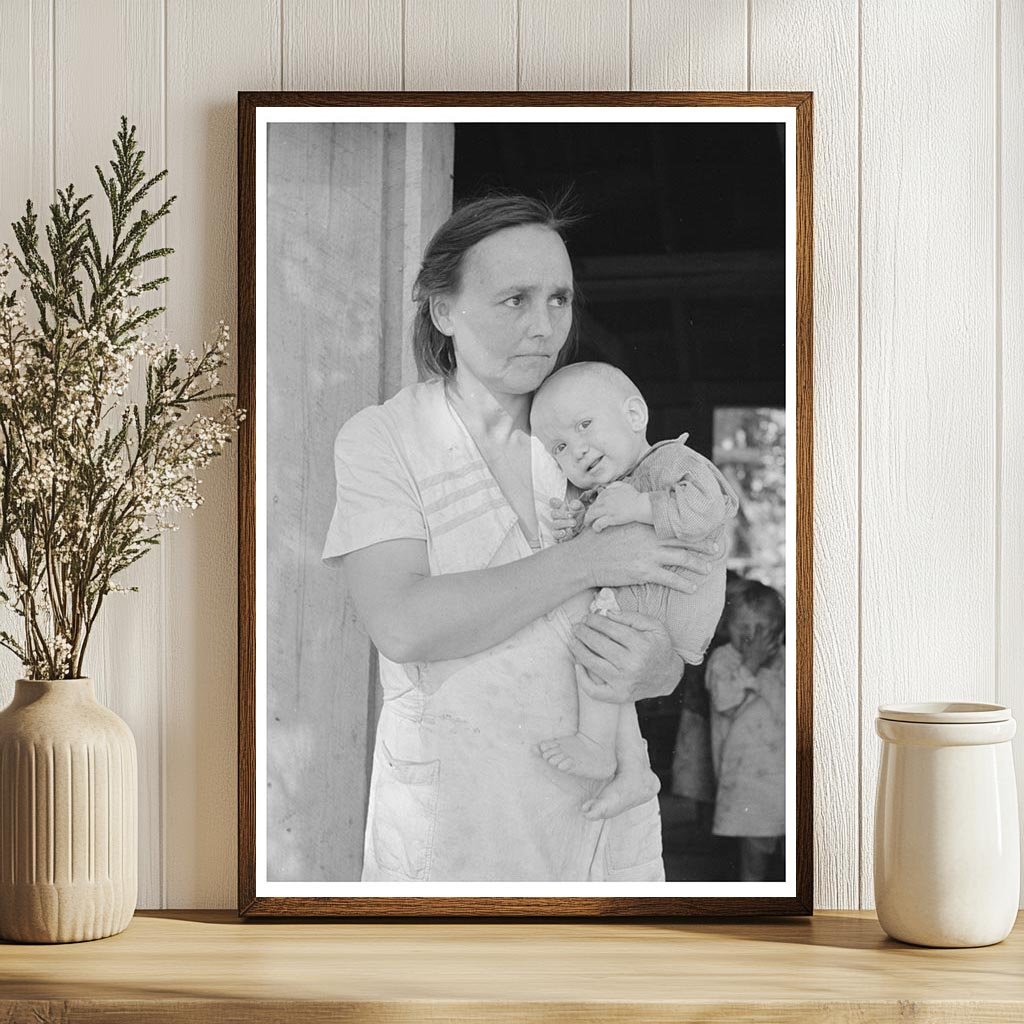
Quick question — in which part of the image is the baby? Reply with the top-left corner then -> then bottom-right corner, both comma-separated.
530,361 -> 739,820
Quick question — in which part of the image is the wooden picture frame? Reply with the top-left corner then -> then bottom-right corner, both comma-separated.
238,91 -> 813,917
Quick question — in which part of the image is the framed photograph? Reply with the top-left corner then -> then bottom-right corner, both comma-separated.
238,91 -> 812,916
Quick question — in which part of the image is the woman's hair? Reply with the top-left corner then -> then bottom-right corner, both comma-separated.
732,580 -> 786,638
411,191 -> 585,380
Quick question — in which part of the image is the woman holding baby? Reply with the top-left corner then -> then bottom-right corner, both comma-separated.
323,194 -> 716,881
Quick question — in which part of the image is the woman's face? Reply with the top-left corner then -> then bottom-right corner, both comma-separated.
434,224 -> 574,397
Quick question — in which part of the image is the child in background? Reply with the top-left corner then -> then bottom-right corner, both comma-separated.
671,571 -> 754,820
706,581 -> 786,881
529,361 -> 739,820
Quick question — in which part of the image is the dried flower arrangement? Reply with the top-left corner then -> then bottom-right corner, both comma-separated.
0,118 -> 242,680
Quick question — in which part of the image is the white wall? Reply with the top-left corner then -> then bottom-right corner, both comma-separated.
0,0 -> 1018,911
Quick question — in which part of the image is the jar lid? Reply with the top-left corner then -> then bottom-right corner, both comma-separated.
877,701 -> 1011,724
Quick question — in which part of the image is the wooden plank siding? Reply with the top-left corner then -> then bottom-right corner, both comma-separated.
51,0 -> 168,911
405,0 -> 517,90
750,0 -> 860,909
162,0 -> 280,908
0,0 -> 1016,909
518,0 -> 629,90
0,3 -> 53,691
858,0 -> 998,908
1001,0 -> 1024,901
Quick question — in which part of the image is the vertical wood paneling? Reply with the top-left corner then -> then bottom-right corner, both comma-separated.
405,0 -> 516,90
1000,0 -> 1024,899
265,122 -> 454,881
0,0 -> 53,694
283,0 -> 402,90
519,0 -> 628,90
164,0 -> 279,908
266,123 -> 386,882
51,0 -> 165,910
0,0 -> 51,230
0,0 -> 1021,911
860,1 -> 997,908
750,1 -> 860,910
631,0 -> 746,90
385,123 -> 455,397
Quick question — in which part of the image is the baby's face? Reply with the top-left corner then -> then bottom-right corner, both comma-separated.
727,605 -> 777,650
531,378 -> 647,488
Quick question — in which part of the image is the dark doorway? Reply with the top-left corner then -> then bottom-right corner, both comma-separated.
453,122 -> 786,881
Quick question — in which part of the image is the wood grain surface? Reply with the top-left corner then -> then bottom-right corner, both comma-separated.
750,0 -> 859,911
0,0 -> 1020,914
518,0 -> 629,90
257,120 -> 453,885
405,0 -> 517,90
0,6 -> 54,687
264,122 -> 386,883
0,0 -> 51,308
631,0 -> 747,91
283,0 -> 402,91
52,0 -> 167,912
1001,0 -> 1024,894
858,1 -> 998,909
1,911 -> 1023,1022
163,0 -> 280,909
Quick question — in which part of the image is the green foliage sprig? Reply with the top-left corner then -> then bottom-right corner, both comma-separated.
0,117 -> 243,679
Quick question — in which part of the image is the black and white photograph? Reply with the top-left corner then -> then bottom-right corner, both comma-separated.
240,96 -> 811,915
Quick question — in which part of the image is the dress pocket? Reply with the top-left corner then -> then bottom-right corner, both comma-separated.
602,797 -> 665,881
367,741 -> 441,881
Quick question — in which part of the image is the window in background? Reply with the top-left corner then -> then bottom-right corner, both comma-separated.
713,407 -> 786,595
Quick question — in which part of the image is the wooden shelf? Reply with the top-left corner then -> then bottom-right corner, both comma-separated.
2,910 -> 1022,1022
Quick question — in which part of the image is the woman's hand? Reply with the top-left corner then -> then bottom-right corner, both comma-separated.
569,520 -> 717,593
569,608 -> 684,703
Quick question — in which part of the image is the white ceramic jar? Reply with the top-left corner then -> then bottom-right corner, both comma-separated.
874,702 -> 1019,948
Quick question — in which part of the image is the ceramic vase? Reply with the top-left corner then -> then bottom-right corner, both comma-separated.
0,678 -> 137,943
874,702 -> 1019,948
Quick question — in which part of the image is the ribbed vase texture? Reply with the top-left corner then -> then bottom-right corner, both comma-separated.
0,678 -> 137,943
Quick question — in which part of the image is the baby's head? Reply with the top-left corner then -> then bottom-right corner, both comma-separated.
726,581 -> 785,651
530,362 -> 650,488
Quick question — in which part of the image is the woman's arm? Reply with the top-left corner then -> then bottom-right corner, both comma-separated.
341,522 -> 716,664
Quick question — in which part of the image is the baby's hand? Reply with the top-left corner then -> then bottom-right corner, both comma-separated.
549,497 -> 585,541
583,481 -> 651,533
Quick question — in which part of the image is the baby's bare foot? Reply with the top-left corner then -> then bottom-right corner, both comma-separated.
581,765 -> 660,820
537,734 -> 616,780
